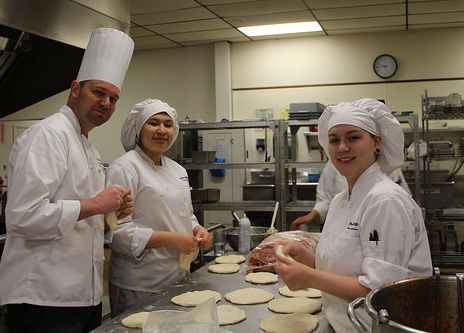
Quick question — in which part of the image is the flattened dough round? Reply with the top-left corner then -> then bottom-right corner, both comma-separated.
268,297 -> 322,314
171,290 -> 221,307
121,311 -> 150,328
217,304 -> 246,325
278,285 -> 321,298
245,272 -> 279,284
225,287 -> 274,305
215,254 -> 246,264
208,263 -> 240,274
260,313 -> 319,333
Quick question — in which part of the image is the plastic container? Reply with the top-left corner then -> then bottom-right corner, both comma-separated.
238,214 -> 251,255
307,167 -> 319,182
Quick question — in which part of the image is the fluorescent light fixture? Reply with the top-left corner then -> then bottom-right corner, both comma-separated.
238,21 -> 322,37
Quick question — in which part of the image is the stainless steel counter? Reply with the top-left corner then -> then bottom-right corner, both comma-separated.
92,253 -> 331,332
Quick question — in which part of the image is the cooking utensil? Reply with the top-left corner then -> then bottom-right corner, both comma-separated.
223,227 -> 268,251
348,273 -> 462,332
266,201 -> 279,235
231,211 -> 241,226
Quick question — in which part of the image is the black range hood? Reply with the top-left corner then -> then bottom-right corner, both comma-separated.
0,0 -> 130,119
0,23 -> 84,118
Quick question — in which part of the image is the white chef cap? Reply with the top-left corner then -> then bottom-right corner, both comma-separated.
318,98 -> 404,175
76,27 -> 134,90
121,98 -> 179,152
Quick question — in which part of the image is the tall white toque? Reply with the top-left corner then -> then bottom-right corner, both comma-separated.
76,27 -> 134,90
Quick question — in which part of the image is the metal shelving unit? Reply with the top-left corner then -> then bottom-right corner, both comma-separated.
177,114 -> 421,232
177,120 -> 285,228
176,119 -> 320,231
422,90 -> 464,268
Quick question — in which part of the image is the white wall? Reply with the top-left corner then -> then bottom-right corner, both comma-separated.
2,27 -> 464,167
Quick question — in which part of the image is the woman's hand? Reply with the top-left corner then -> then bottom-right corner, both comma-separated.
171,233 -> 200,254
273,241 -> 315,267
193,226 -> 213,250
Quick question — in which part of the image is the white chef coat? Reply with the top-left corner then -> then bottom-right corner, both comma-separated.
0,106 -> 106,307
314,160 -> 411,223
105,146 -> 200,293
315,162 -> 432,332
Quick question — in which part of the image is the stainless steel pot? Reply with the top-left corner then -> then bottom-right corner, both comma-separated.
223,227 -> 269,251
348,272 -> 464,332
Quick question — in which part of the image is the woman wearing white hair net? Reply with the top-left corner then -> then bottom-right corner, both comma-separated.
275,98 -> 432,331
105,98 -> 213,317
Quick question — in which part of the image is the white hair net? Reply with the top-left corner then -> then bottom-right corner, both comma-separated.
121,98 -> 179,152
318,98 -> 404,175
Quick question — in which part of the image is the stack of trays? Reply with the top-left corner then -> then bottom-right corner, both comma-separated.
289,102 -> 325,120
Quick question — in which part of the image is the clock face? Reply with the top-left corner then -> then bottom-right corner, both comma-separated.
373,54 -> 397,79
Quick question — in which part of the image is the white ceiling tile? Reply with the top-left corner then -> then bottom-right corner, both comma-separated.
131,7 -> 216,25
130,26 -> 155,38
322,16 -> 405,30
409,0 -> 464,14
313,4 -> 404,20
409,12 -> 464,25
133,35 -> 181,50
306,0 -> 404,9
145,19 -> 231,34
165,28 -> 245,43
208,0 -> 308,17
225,11 -> 316,27
131,0 -> 199,15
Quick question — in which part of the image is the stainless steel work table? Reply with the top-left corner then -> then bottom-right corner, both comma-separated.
92,253 -> 330,332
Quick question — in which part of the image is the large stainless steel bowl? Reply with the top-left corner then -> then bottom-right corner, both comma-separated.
348,274 -> 462,332
223,227 -> 269,251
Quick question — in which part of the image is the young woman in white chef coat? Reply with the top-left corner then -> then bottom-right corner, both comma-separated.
105,98 -> 213,317
275,98 -> 432,331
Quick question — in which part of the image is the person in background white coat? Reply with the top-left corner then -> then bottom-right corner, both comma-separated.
275,98 -> 432,332
0,28 -> 134,333
105,98 -> 213,317
291,160 -> 411,231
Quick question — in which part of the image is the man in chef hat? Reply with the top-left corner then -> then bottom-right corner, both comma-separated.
0,28 -> 135,332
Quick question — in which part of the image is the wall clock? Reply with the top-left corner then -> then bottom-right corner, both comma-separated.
373,54 -> 397,79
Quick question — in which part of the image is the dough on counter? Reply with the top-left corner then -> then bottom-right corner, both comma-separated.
217,304 -> 246,325
179,238 -> 202,271
171,290 -> 221,307
121,311 -> 150,328
268,297 -> 322,314
275,244 -> 296,265
260,313 -> 319,333
208,263 -> 240,274
245,272 -> 279,284
225,287 -> 274,305
278,286 -> 321,298
215,254 -> 246,264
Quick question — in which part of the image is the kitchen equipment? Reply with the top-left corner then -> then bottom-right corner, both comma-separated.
191,151 -> 216,163
231,211 -> 241,227
190,188 -> 220,203
266,201 -> 279,235
223,226 -> 269,251
348,272 -> 462,332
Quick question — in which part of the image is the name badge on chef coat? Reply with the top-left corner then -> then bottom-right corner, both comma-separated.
347,221 -> 358,231
180,176 -> 189,182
